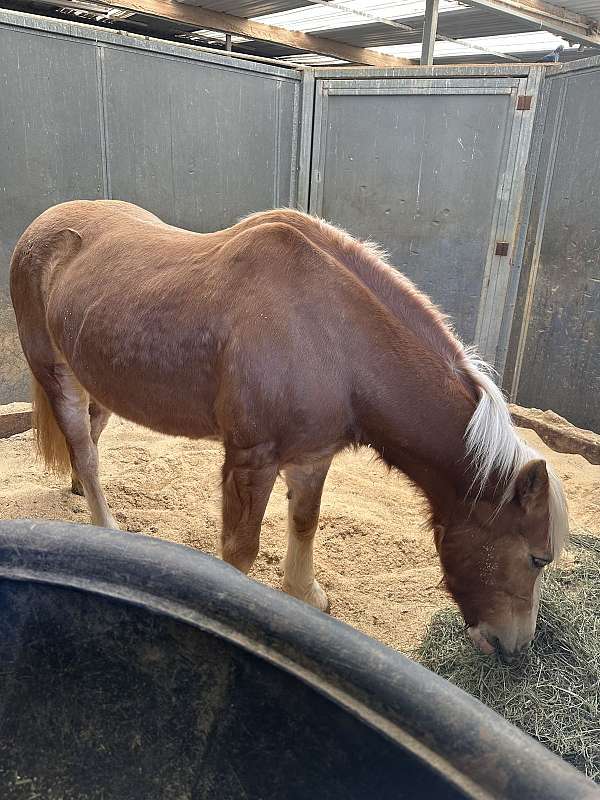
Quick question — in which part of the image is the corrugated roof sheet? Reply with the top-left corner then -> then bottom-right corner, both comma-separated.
246,0 -> 600,31
375,30 -> 570,58
554,0 -> 600,17
314,9 -> 541,47
181,1 -> 305,15
191,0 -> 598,24
245,0 -> 598,62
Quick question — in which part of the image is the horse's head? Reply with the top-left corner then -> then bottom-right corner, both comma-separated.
433,458 -> 567,661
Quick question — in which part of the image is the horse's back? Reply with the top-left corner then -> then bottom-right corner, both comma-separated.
9,200 -> 404,451
16,199 -> 163,242
9,202 -> 355,444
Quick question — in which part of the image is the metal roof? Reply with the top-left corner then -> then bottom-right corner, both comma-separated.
311,9 -> 541,47
555,0 -> 600,14
4,0 -> 599,64
181,0 -> 305,14
241,0 -> 600,63
206,0 -> 600,63
196,0 -> 599,21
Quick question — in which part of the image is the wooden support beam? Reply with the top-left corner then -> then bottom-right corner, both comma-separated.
464,0 -> 600,48
510,404 -> 600,465
0,403 -> 32,439
109,0 -> 413,65
420,0 -> 439,66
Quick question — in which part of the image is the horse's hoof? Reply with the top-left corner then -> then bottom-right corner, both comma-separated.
283,580 -> 330,614
313,583 -> 331,614
71,479 -> 84,497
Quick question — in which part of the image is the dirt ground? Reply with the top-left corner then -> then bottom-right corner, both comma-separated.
0,419 -> 598,654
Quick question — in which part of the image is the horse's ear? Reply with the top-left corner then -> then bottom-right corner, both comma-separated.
514,460 -> 549,512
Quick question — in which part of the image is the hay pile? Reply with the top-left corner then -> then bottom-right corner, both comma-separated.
415,533 -> 600,781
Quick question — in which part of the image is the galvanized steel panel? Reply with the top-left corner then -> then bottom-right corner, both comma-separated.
0,25 -> 104,404
514,64 -> 600,431
309,77 -> 533,353
315,65 -> 534,78
103,47 -> 298,230
0,10 -> 301,402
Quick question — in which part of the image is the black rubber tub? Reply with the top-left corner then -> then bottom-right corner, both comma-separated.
0,520 -> 596,800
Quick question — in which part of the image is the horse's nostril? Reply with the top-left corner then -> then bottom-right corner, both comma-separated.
498,643 -> 527,664
499,650 -> 516,664
467,627 -> 496,654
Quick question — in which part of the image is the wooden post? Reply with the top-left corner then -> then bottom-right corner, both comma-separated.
225,33 -> 232,51
420,0 -> 440,66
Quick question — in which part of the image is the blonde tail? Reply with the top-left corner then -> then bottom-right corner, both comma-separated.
32,377 -> 71,475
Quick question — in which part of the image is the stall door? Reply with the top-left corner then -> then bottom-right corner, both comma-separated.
309,76 -> 540,371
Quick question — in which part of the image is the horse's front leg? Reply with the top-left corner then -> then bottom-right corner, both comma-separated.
282,459 -> 332,613
220,445 -> 278,575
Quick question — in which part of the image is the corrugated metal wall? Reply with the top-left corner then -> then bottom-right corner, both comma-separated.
0,10 -> 301,403
506,56 -> 600,431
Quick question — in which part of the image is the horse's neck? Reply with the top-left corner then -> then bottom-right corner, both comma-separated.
355,354 -> 477,506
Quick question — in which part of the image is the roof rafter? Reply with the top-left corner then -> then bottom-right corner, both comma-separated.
463,0 -> 600,47
108,0 -> 414,64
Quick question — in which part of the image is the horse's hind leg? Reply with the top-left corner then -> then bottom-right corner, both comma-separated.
42,366 -> 118,529
220,444 -> 278,574
283,459 -> 332,612
71,401 -> 112,496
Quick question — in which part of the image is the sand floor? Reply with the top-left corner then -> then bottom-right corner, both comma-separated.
1,419 -> 598,653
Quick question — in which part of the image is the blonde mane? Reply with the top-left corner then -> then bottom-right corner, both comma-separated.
462,351 -> 569,560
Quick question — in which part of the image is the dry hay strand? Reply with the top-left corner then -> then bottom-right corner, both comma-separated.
414,532 -> 600,782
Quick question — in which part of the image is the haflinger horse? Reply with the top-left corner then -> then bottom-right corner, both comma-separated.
11,200 -> 568,661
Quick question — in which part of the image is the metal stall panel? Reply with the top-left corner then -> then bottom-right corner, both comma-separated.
511,58 -> 600,432
309,76 -> 540,367
102,46 -> 299,232
0,23 -> 104,403
0,10 -> 301,403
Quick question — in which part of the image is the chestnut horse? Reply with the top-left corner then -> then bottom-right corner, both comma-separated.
10,200 -> 568,660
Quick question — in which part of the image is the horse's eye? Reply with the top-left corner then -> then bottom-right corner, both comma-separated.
530,555 -> 550,570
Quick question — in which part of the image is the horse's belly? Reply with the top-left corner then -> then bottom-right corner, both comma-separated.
52,306 -> 222,439
96,373 -> 220,438
78,361 -> 220,439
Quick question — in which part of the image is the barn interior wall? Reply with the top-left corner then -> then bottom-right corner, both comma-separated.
504,56 -> 600,432
1,10 -> 598,432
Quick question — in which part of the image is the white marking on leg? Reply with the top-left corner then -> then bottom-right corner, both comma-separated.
283,506 -> 319,597
81,470 -> 119,529
282,461 -> 331,612
57,368 -> 119,530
